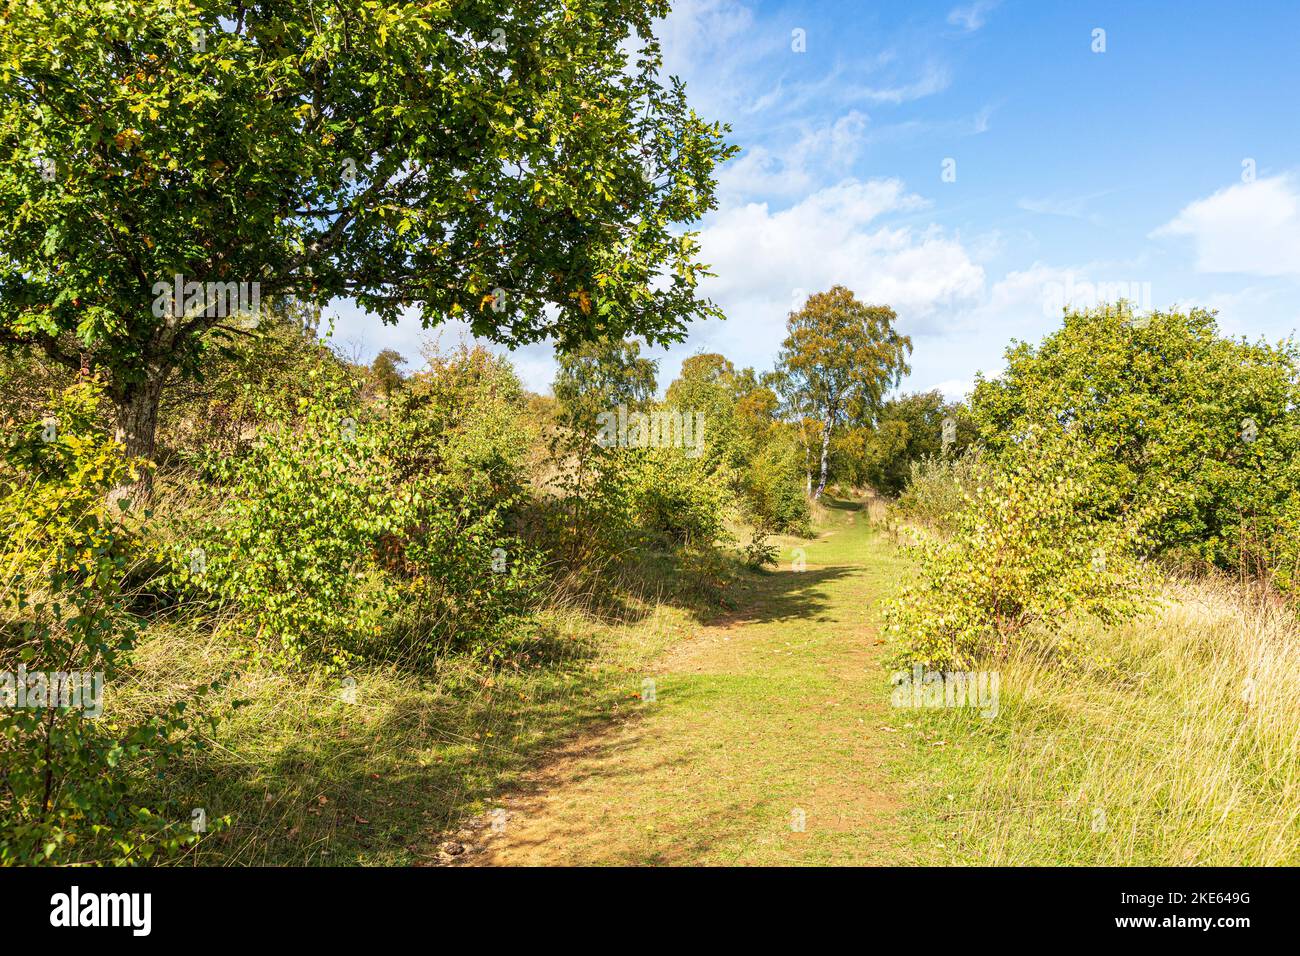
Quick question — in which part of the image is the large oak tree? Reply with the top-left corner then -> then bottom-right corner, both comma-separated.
0,0 -> 734,478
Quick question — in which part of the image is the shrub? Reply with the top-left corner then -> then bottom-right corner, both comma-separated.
743,529 -> 779,569
665,354 -> 812,534
392,341 -> 533,499
0,383 -> 219,865
191,369 -> 543,670
838,390 -> 974,496
189,379 -> 387,670
893,450 -> 985,536
617,447 -> 732,550
970,304 -> 1300,573
884,433 -> 1157,669
742,429 -> 812,534
158,306 -> 333,465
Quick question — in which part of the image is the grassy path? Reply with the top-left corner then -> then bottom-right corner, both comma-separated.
462,496 -> 915,865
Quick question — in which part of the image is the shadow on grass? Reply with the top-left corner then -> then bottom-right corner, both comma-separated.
820,495 -> 864,512
163,501 -> 867,865
170,642 -> 647,865
166,564 -> 850,865
463,670 -> 823,865
703,565 -> 857,627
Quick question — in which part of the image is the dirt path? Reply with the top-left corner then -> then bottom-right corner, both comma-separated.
459,498 -> 913,865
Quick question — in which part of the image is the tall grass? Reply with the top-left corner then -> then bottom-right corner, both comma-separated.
892,574 -> 1300,864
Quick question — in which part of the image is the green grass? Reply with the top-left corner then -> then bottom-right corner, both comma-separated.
453,492 -> 918,865
123,490 -> 1300,866
124,575 -> 707,865
884,575 -> 1300,865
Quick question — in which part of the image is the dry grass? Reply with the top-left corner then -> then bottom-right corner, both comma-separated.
892,574 -> 1300,864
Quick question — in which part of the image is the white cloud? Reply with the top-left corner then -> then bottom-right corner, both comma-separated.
849,64 -> 951,106
947,1 -> 999,32
717,111 -> 870,200
653,0 -> 769,122
1151,175 -> 1300,278
957,262 -> 1161,332
929,378 -> 975,401
656,0 -> 755,76
694,179 -> 984,357
1016,188 -> 1114,223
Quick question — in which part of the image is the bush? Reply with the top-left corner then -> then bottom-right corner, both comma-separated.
884,433 -> 1157,669
0,383 -> 219,865
189,378 -> 388,670
743,529 -> 779,569
838,390 -> 974,496
617,447 -> 732,550
158,305 -> 332,465
893,450 -> 985,536
742,429 -> 812,534
970,305 -> 1300,574
665,354 -> 812,534
190,366 -> 544,670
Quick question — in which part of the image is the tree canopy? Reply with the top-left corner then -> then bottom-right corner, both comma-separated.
775,285 -> 911,498
0,0 -> 734,464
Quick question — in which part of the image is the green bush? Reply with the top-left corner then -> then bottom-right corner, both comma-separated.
190,364 -> 544,670
884,433 -> 1157,669
838,390 -> 974,496
665,354 -> 811,534
0,383 -> 220,865
158,305 -> 332,465
893,450 -> 985,536
970,305 -> 1300,575
743,529 -> 780,569
617,446 -> 732,551
742,428 -> 812,534
189,378 -> 387,670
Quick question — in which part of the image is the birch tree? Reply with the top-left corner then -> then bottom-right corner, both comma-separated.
775,286 -> 911,499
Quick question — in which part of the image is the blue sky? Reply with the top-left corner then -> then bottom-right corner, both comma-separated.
332,0 -> 1300,399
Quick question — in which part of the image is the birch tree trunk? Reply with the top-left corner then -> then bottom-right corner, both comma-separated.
814,421 -> 830,500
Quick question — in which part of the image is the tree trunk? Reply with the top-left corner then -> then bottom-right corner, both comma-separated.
110,375 -> 165,505
814,422 -> 830,500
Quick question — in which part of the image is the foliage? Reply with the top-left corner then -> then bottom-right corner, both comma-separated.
0,0 -> 735,456
841,390 -> 974,496
368,349 -> 408,401
0,382 -> 220,865
664,353 -> 742,474
663,352 -> 810,533
892,449 -> 986,536
158,302 -> 336,463
743,529 -> 779,569
884,432 -> 1157,669
969,305 -> 1300,575
741,428 -> 812,534
775,286 -> 912,498
190,367 -> 543,670
616,447 -> 732,550
549,339 -> 658,560
189,376 -> 387,670
553,339 -> 658,432
395,341 -> 533,498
